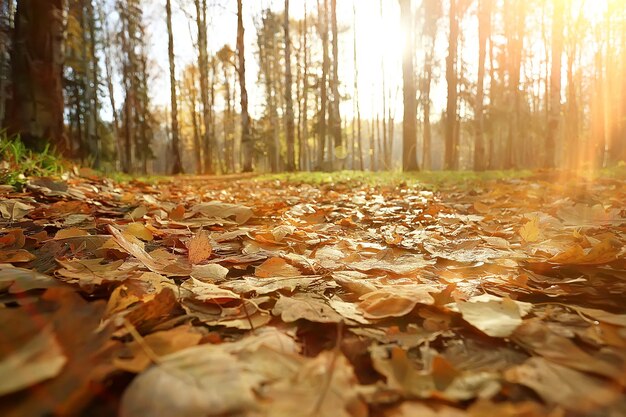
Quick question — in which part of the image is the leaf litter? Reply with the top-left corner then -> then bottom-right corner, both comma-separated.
0,173 -> 625,416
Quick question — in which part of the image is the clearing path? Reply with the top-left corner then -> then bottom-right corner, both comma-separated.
0,173 -> 625,416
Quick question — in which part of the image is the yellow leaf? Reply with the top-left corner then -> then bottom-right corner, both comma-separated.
519,216 -> 540,242
125,223 -> 154,241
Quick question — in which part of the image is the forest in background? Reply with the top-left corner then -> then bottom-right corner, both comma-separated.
0,0 -> 625,175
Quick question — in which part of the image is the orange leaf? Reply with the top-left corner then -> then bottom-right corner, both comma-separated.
187,230 -> 212,265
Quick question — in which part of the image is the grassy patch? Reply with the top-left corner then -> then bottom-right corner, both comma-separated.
258,170 -> 534,189
0,133 -> 66,187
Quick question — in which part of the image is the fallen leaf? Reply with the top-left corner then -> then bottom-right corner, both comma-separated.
190,263 -> 229,282
358,287 -> 435,319
519,216 -> 541,242
0,324 -> 66,396
114,325 -> 203,373
0,249 -> 35,263
256,257 -> 302,278
120,345 -> 257,417
273,293 -> 344,323
53,227 -> 90,240
505,357 -> 621,412
452,294 -> 532,338
186,230 -> 212,264
190,201 -> 253,224
125,222 -> 154,241
181,277 -> 240,304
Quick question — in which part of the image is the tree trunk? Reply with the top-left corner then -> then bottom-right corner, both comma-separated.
352,1 -> 363,170
444,0 -> 459,170
504,0 -> 525,169
301,4 -> 310,171
166,0 -> 182,174
194,0 -> 212,174
474,0 -> 492,171
9,0 -> 66,152
316,0 -> 329,169
330,0 -> 342,169
237,0 -> 253,172
284,0 -> 296,171
421,0 -> 439,171
400,0 -> 418,171
545,0 -> 563,168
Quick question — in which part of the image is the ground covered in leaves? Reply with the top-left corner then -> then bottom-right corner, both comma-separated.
1,171 -> 625,417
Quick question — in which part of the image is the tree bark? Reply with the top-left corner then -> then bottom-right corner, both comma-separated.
543,0 -> 565,168
9,0 -> 66,152
400,0 -> 418,171
330,0 -> 342,168
444,0 -> 459,170
316,0 -> 329,169
237,0 -> 253,172
474,0 -> 492,171
166,0 -> 182,174
284,0 -> 296,171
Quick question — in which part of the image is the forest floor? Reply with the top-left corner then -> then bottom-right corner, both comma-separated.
0,170 -> 625,417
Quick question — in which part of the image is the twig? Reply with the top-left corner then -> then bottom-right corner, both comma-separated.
123,319 -> 162,365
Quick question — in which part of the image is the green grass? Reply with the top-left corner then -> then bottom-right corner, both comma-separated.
258,170 -> 534,189
0,133 -> 66,187
104,171 -> 169,185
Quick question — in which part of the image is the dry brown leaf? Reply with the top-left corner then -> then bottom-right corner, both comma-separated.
273,293 -> 344,323
0,325 -> 66,396
505,357 -> 621,412
0,249 -> 35,263
452,294 -> 532,338
358,287 -> 434,319
186,230 -> 212,264
53,227 -> 90,240
114,325 -> 203,373
255,257 -> 301,278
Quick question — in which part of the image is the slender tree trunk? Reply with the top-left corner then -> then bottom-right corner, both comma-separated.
400,0 -> 418,171
545,0 -> 563,168
284,0 -> 296,171
352,1 -> 363,170
237,0 -> 253,172
474,0 -> 492,171
317,0 -> 329,169
302,3 -> 310,171
330,0 -> 342,169
379,0 -> 389,170
194,0 -> 212,174
421,0 -> 439,171
99,4 -> 122,170
166,0 -> 182,174
9,0 -> 66,153
504,0 -> 525,169
444,0 -> 459,170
